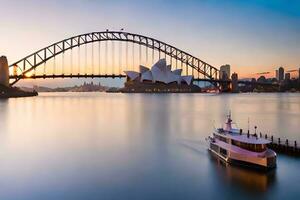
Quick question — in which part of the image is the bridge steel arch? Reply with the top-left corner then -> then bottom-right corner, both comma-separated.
9,31 -> 219,85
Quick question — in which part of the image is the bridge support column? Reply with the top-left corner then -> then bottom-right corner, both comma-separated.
0,56 -> 9,87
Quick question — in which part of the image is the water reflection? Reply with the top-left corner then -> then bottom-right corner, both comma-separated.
0,93 -> 299,199
180,138 -> 277,195
209,154 -> 277,194
0,99 -> 9,140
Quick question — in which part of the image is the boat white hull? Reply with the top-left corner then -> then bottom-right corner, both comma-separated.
208,144 -> 276,169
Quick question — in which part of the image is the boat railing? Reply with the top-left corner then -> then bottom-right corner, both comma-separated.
260,133 -> 300,156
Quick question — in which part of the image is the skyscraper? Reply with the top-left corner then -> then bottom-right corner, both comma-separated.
275,70 -> 279,80
219,64 -> 231,80
231,72 -> 239,93
285,73 -> 290,81
278,67 -> 284,81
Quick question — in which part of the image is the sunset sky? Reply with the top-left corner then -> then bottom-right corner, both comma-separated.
0,0 -> 299,86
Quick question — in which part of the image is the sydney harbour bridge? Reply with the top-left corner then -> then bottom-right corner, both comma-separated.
8,31 -> 220,86
6,30 -> 275,91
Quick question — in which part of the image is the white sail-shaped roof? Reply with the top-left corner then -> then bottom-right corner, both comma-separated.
139,65 -> 149,73
141,70 -> 153,82
167,65 -> 172,71
166,72 -> 181,84
182,76 -> 193,85
124,59 -> 194,85
124,71 -> 140,81
172,69 -> 182,76
151,65 -> 165,83
153,59 -> 167,72
151,59 -> 178,83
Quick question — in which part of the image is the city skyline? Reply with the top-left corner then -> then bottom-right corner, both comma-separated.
0,0 -> 300,87
1,2 -> 300,199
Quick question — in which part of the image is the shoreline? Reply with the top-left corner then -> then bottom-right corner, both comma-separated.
31,91 -> 300,94
0,85 -> 38,98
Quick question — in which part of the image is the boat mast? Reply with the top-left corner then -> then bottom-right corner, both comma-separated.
247,117 -> 250,134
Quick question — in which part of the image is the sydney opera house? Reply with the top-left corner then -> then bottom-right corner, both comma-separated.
121,59 -> 201,93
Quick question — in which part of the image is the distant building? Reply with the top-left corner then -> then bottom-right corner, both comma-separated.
122,59 -> 201,93
124,59 -> 193,85
70,81 -> 107,92
278,67 -> 284,81
257,76 -> 267,83
275,70 -> 279,80
219,65 -> 231,80
285,73 -> 291,81
231,72 -> 239,93
270,78 -> 278,84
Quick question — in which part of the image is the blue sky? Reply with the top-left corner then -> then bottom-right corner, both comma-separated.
0,0 -> 299,86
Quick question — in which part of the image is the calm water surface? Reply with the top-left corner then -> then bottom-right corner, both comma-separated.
0,93 -> 300,200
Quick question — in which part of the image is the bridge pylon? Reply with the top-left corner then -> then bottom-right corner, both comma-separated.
0,56 -> 9,86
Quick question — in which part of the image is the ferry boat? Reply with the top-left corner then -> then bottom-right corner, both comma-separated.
207,114 -> 277,169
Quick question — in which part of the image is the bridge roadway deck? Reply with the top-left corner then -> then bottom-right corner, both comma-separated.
9,74 -> 277,86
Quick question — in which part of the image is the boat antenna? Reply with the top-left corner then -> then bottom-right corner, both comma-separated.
247,117 -> 250,134
212,120 -> 216,130
227,110 -> 232,123
228,110 -> 231,119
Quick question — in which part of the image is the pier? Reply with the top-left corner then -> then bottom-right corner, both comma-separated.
260,133 -> 300,156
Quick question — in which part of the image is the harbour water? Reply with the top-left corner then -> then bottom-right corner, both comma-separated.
0,93 -> 299,200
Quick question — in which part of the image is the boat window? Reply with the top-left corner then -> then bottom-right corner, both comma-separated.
210,143 -> 219,152
220,148 -> 227,157
217,128 -> 224,133
231,140 -> 267,152
214,134 -> 229,143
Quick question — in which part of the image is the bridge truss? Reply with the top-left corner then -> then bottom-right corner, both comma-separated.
9,31 -> 219,85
